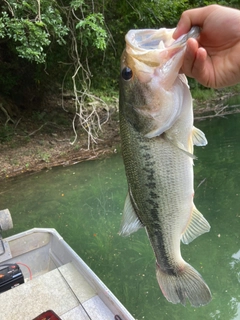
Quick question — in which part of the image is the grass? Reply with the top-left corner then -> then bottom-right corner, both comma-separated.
39,152 -> 51,162
191,83 -> 240,111
192,87 -> 216,101
92,88 -> 118,106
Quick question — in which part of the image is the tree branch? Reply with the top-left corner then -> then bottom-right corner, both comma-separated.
0,103 -> 15,126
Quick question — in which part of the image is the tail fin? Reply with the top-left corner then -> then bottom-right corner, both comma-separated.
156,262 -> 211,307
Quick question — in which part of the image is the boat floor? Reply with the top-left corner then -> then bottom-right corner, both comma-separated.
0,262 -> 115,320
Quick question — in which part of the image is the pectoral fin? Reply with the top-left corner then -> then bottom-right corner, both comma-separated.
119,191 -> 144,236
181,206 -> 210,244
192,126 -> 208,146
164,135 -> 196,159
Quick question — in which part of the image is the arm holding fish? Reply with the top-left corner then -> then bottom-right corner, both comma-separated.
173,5 -> 240,88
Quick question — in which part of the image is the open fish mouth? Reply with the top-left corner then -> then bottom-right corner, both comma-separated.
125,27 -> 200,67
126,26 -> 200,50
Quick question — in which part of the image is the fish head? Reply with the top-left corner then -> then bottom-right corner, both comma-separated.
120,27 -> 199,138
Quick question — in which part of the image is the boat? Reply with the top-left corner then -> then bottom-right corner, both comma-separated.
0,209 -> 135,320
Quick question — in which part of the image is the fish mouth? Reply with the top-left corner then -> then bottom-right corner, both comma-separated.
126,28 -> 175,52
125,27 -> 200,67
126,27 -> 200,51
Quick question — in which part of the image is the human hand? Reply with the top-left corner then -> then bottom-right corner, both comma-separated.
173,5 -> 240,88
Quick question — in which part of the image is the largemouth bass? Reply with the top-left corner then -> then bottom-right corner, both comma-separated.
119,27 -> 211,307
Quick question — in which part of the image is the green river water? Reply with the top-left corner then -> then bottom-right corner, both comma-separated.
0,97 -> 240,319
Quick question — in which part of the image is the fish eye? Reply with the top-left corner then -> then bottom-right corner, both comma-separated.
121,67 -> 133,81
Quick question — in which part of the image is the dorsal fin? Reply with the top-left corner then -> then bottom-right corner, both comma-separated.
181,206 -> 210,244
119,191 -> 144,237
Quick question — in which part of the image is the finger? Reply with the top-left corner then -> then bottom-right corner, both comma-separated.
190,48 -> 213,87
173,9 -> 204,39
173,5 -> 218,39
182,39 -> 213,87
183,45 -> 213,88
181,38 -> 199,77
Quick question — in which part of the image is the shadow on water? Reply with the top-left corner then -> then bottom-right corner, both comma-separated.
0,107 -> 240,319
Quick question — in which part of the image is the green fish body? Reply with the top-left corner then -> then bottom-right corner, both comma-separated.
119,27 -> 211,307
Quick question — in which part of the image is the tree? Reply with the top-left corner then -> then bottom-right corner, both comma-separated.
0,0 -> 108,147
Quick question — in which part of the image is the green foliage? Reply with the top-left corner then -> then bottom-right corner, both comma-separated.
192,87 -> 216,102
76,13 -> 107,50
0,1 -> 68,63
0,0 -> 110,108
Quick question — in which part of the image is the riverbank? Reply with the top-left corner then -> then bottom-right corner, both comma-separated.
1,91 -> 240,180
0,94 -> 120,180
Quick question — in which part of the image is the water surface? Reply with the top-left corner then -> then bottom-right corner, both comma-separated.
0,111 -> 240,320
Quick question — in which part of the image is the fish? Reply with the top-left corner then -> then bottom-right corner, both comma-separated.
119,27 -> 211,307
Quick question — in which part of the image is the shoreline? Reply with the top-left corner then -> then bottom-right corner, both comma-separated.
1,92 -> 240,181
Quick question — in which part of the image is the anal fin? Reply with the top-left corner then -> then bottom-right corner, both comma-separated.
119,191 -> 144,236
181,206 -> 210,244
